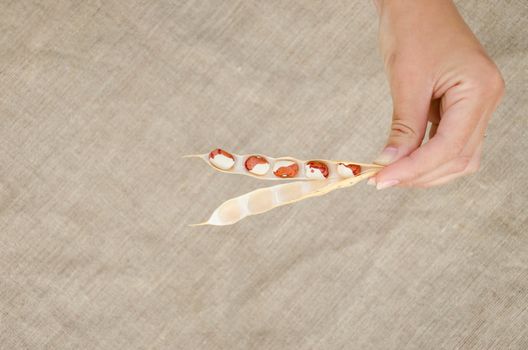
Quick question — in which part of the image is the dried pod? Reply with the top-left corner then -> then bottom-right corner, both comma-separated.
187,150 -> 386,225
337,163 -> 361,178
273,160 -> 299,178
185,150 -> 382,180
244,156 -> 270,175
304,161 -> 329,179
192,168 -> 381,226
209,148 -> 235,170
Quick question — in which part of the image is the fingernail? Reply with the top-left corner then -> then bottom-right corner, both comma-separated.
374,147 -> 398,165
376,179 -> 399,190
367,178 -> 376,186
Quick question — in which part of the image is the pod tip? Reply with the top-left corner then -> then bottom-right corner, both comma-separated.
182,154 -> 202,159
189,222 -> 209,227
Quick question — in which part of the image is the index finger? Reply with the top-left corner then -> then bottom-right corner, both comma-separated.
373,97 -> 482,187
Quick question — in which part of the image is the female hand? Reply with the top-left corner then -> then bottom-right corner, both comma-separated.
370,0 -> 505,189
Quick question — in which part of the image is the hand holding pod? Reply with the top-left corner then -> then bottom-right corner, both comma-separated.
186,148 -> 382,226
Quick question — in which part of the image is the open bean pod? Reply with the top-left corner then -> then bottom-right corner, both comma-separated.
191,168 -> 380,226
184,148 -> 382,181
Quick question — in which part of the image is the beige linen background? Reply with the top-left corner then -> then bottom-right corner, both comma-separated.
1,1 -> 527,349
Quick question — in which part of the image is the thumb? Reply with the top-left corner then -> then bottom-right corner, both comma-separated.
374,79 -> 431,165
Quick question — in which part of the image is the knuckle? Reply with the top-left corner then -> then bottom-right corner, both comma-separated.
398,181 -> 414,188
386,51 -> 420,79
474,62 -> 506,100
466,160 -> 481,175
406,179 -> 437,189
453,156 -> 472,173
436,132 -> 466,159
406,180 -> 426,188
444,139 -> 466,159
490,72 -> 506,99
385,50 -> 411,72
453,142 -> 466,156
390,118 -> 418,140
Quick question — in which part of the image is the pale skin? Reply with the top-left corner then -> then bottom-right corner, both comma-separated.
370,0 -> 505,189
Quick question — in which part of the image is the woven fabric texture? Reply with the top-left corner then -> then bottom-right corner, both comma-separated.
1,1 -> 527,349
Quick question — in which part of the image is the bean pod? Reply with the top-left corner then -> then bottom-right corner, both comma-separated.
184,148 -> 381,181
186,148 -> 383,226
191,169 -> 380,226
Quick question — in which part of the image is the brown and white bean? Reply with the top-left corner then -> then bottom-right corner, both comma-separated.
245,156 -> 270,175
208,149 -> 235,170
